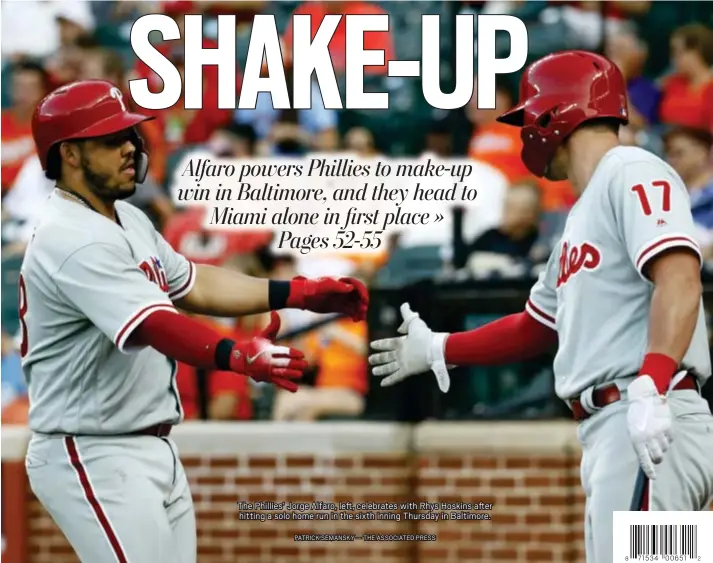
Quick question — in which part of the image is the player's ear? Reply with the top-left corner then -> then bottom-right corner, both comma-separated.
58,141 -> 82,170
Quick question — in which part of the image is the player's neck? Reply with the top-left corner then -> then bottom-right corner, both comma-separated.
566,131 -> 620,195
56,182 -> 118,222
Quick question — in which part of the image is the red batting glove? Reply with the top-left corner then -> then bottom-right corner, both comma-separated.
287,276 -> 369,322
230,312 -> 307,392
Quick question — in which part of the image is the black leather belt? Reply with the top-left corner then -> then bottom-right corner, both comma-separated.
570,373 -> 699,422
128,423 -> 174,437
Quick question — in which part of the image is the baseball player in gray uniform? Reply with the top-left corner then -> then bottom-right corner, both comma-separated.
369,51 -> 713,562
21,79 -> 369,563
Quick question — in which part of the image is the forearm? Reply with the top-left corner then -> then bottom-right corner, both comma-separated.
648,280 -> 700,359
444,311 -> 558,366
177,264 -> 274,317
643,276 -> 700,392
129,310 -> 233,369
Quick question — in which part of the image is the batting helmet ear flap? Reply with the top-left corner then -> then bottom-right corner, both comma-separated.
135,151 -> 149,184
129,129 -> 149,184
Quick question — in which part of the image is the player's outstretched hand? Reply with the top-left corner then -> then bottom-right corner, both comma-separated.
287,276 -> 369,322
626,374 -> 677,480
368,303 -> 451,393
230,311 -> 308,393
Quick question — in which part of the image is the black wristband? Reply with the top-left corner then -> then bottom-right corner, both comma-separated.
215,338 -> 237,370
268,280 -> 291,310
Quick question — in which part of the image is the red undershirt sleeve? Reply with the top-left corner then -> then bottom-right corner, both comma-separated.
128,309 -> 227,369
444,245 -> 561,366
445,311 -> 558,366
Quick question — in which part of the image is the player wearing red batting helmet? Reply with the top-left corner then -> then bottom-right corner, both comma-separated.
370,50 -> 713,563
496,50 -> 630,180
23,80 -> 369,562
32,80 -> 153,207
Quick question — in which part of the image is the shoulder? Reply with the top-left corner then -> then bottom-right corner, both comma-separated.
116,200 -> 158,234
599,146 -> 678,184
28,198 -> 133,268
31,220 -> 129,266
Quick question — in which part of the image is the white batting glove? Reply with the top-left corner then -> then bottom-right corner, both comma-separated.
626,374 -> 676,480
368,303 -> 451,393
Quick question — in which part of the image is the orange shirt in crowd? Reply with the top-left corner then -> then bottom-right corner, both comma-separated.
176,317 -> 253,420
283,1 -> 394,75
468,121 -> 577,211
659,74 -> 713,133
469,121 -> 530,181
1,397 -> 29,424
1,111 -> 35,194
305,319 -> 368,395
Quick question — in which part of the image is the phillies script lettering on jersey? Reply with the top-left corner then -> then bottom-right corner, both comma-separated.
557,241 -> 601,287
139,256 -> 169,293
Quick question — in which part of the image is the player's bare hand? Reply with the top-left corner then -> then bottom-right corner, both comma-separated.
287,276 -> 369,322
626,374 -> 675,480
230,312 -> 308,393
368,303 -> 451,393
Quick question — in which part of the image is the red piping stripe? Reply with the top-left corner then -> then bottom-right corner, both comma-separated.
65,437 -> 128,563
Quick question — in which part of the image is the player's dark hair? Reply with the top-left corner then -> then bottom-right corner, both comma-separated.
45,145 -> 62,181
46,138 -> 90,181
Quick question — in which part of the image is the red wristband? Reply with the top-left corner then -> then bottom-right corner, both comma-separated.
638,353 -> 678,394
286,277 -> 306,309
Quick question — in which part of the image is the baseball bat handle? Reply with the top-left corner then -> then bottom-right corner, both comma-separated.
629,467 -> 648,511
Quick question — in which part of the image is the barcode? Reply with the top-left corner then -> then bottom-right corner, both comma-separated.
614,511 -> 711,561
629,525 -> 698,558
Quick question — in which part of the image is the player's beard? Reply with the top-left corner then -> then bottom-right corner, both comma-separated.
80,154 -> 137,201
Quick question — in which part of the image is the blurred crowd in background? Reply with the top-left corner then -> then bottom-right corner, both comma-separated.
2,0 -> 713,425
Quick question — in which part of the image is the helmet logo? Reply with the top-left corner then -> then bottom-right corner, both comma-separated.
110,87 -> 126,112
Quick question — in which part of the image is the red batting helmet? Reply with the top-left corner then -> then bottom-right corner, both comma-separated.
496,50 -> 629,178
31,80 -> 154,183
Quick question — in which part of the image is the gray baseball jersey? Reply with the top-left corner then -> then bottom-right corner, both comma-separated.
526,146 -> 711,400
20,189 -> 196,434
